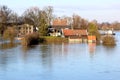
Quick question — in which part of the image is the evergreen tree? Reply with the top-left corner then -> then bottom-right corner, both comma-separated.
39,11 -> 48,36
88,23 -> 101,41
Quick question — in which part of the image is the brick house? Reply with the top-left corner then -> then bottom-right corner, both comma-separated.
49,18 -> 71,37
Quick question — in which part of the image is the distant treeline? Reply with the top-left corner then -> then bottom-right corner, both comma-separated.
0,5 -> 120,36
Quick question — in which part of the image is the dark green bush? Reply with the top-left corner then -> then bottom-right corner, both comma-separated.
21,32 -> 39,46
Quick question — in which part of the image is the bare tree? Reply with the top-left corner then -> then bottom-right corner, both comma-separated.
72,14 -> 81,29
111,21 -> 120,30
22,7 -> 41,31
81,19 -> 89,29
22,6 -> 54,35
72,14 -> 88,29
61,15 -> 73,26
0,5 -> 12,35
10,12 -> 18,23
43,6 -> 53,25
0,5 -> 12,23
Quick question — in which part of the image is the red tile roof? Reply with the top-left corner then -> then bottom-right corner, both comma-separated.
63,29 -> 87,36
52,18 -> 68,26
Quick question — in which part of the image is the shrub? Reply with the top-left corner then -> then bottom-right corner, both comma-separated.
3,27 -> 17,43
102,35 -> 116,46
21,32 -> 39,46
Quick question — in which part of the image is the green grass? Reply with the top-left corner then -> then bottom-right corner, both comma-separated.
39,36 -> 68,43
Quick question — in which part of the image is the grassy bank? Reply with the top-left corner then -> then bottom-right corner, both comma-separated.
39,36 -> 68,43
21,34 -> 68,46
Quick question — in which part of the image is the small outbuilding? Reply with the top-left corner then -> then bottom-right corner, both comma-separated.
63,29 -> 88,42
88,36 -> 96,43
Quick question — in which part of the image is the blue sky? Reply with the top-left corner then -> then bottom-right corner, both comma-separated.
0,0 -> 120,23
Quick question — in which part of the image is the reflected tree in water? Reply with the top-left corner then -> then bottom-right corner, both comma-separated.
88,43 -> 96,58
39,44 -> 53,69
0,42 -> 18,50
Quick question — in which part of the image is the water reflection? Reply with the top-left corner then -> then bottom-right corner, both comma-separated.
21,46 -> 32,61
21,46 -> 36,53
103,45 -> 117,55
39,44 -> 53,69
0,42 -> 18,50
39,43 -> 69,57
0,32 -> 120,80
20,45 -> 41,64
0,43 -> 18,70
88,43 -> 96,53
88,43 -> 96,59
38,43 -> 69,69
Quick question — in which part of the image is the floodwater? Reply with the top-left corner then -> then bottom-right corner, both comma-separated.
0,32 -> 120,80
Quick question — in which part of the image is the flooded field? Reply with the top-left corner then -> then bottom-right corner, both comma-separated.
0,32 -> 120,80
